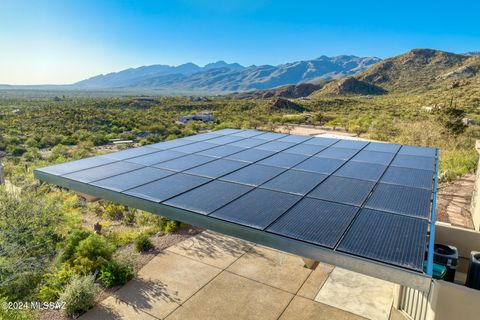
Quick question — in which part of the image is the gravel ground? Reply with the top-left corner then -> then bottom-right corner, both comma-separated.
39,226 -> 203,320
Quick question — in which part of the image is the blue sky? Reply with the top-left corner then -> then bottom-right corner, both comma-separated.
1,0 -> 479,84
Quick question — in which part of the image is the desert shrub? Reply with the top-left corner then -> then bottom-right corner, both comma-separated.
58,229 -> 92,263
160,219 -> 182,234
134,234 -> 154,252
98,260 -> 133,288
71,234 -> 114,272
103,203 -> 125,220
123,210 -> 136,225
37,265 -> 77,302
59,275 -> 99,317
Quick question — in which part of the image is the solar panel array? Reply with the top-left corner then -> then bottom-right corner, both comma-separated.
36,129 -> 437,272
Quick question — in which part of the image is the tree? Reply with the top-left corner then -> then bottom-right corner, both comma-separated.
434,100 -> 467,135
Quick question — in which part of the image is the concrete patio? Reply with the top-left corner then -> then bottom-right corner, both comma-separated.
80,231 -> 403,320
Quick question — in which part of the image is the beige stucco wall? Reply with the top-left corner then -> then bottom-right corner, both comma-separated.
428,280 -> 480,320
470,140 -> 480,231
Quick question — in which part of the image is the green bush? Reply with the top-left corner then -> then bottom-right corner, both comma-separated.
59,275 -> 99,317
160,219 -> 182,234
134,234 -> 154,252
71,234 -> 114,272
103,203 -> 125,220
58,229 -> 92,263
98,260 -> 133,288
37,265 -> 77,302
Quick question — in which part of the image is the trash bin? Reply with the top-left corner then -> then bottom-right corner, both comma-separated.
466,251 -> 480,290
433,244 -> 458,282
423,261 -> 447,280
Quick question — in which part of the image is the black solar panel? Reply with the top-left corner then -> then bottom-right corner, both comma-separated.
37,156 -> 115,176
365,183 -> 432,219
63,161 -> 144,183
198,145 -> 246,158
391,154 -> 435,171
260,169 -> 328,195
185,159 -> 248,178
102,146 -> 159,160
125,150 -> 186,166
164,180 -> 253,215
352,150 -> 395,165
268,198 -> 359,248
258,152 -> 309,169
210,189 -> 301,229
254,141 -> 296,152
308,176 -> 376,206
219,164 -> 285,186
294,156 -> 345,174
304,137 -> 339,146
148,139 -> 193,150
398,145 -> 437,158
153,154 -> 215,172
334,162 -> 387,182
334,140 -> 369,150
283,143 -> 326,156
171,141 -> 217,154
35,129 -> 438,282
364,142 -> 401,153
92,167 -> 175,192
337,209 -> 428,271
229,138 -> 268,148
380,166 -> 433,190
316,147 -> 358,160
124,173 -> 210,202
225,148 -> 275,163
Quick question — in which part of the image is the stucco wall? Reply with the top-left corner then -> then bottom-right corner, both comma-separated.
469,140 -> 480,231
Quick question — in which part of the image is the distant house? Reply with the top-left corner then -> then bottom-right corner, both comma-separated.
463,118 -> 480,126
177,111 -> 215,124
189,96 -> 209,102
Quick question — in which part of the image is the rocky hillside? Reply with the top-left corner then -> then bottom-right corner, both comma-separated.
317,77 -> 386,95
226,82 -> 327,99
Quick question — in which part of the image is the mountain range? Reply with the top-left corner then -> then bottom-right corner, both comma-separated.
73,56 -> 380,92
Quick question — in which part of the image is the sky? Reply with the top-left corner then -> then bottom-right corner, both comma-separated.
1,0 -> 479,85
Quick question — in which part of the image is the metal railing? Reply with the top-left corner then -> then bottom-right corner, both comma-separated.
399,286 -> 430,320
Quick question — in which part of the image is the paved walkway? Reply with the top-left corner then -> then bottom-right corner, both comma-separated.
81,231 -> 399,320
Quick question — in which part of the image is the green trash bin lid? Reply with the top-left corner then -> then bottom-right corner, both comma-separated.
423,261 -> 447,279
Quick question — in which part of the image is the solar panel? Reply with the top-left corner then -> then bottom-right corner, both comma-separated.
268,198 -> 359,248
364,142 -> 401,153
391,154 -> 435,171
171,141 -> 218,154
304,137 -> 339,146
351,150 -> 395,165
380,166 -> 433,190
365,183 -> 432,219
219,164 -> 285,186
254,141 -> 296,152
257,152 -> 309,169
294,156 -> 345,174
316,147 -> 358,160
206,135 -> 246,145
231,130 -> 264,138
63,161 -> 144,183
225,148 -> 275,163
148,139 -> 193,150
210,189 -> 301,229
124,173 -> 210,202
229,138 -> 268,148
153,154 -> 215,172
337,209 -> 428,271
255,132 -> 287,140
34,129 -> 438,288
334,162 -> 387,182
125,150 -> 186,166
102,146 -> 159,160
398,145 -> 437,158
197,145 -> 246,158
308,176 -> 376,206
91,167 -> 175,192
37,156 -> 115,176
185,159 -> 248,178
278,135 -> 312,143
333,140 -> 369,150
283,143 -> 326,156
260,169 -> 328,195
164,180 -> 253,215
